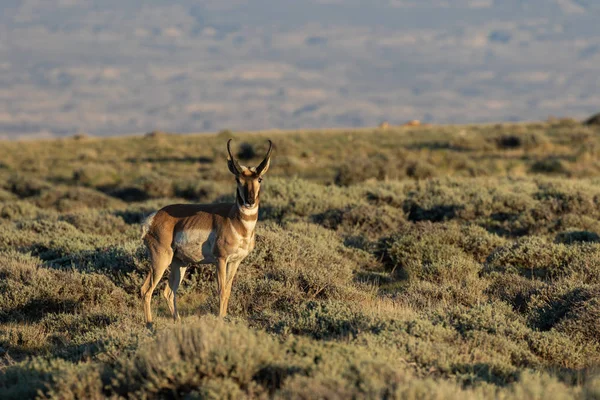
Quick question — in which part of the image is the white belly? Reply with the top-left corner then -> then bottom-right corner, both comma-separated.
173,229 -> 216,264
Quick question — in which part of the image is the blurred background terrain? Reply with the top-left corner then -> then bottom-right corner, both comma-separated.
1,0 -> 600,138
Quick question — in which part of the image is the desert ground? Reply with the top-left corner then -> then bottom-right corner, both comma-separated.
1,121 -> 600,398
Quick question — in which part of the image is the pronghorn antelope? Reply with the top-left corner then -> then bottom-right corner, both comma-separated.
140,139 -> 272,326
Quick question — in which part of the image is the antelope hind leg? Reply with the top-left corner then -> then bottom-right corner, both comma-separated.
163,258 -> 187,321
141,239 -> 173,328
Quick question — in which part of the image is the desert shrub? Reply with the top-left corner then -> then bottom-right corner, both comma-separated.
225,222 -> 365,316
0,251 -> 133,360
312,204 -> 406,239
484,237 -> 600,283
269,301 -> 378,340
400,179 -> 476,222
34,187 -> 123,211
486,273 -> 546,313
534,180 -> 600,216
112,199 -> 174,224
0,358 -> 90,400
105,186 -> 150,202
448,131 -> 493,152
0,218 -> 144,292
527,285 -> 600,336
406,160 -> 438,179
379,222 -> 504,279
39,362 -> 106,400
531,158 -> 568,175
433,302 -> 531,351
145,129 -> 168,138
112,319 -> 281,398
400,178 -> 538,229
5,175 -> 52,198
496,135 -> 522,149
237,142 -> 257,160
173,180 -> 229,201
0,251 -> 130,322
72,164 -> 120,188
217,129 -> 233,139
383,234 -> 480,283
0,201 -> 42,220
450,155 -> 491,177
526,329 -> 600,370
132,173 -> 175,199
274,155 -> 307,176
494,132 -> 548,150
554,230 -> 600,244
390,178 -> 600,236
60,211 -> 130,235
553,295 -> 600,342
363,181 -> 406,208
555,213 -> 600,235
49,241 -> 148,292
261,178 -> 364,222
7,219 -> 115,260
334,153 -> 403,186
0,188 -> 16,201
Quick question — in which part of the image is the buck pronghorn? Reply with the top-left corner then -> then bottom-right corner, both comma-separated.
140,139 -> 272,326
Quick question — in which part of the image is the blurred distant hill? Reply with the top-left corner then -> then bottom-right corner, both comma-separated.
1,0 -> 599,138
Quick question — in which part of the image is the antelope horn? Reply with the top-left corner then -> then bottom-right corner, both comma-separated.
256,140 -> 272,175
227,139 -> 244,175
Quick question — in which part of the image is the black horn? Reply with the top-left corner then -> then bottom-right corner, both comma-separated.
227,139 -> 244,175
256,140 -> 272,175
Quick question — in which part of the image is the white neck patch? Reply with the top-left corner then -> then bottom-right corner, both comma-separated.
238,203 -> 259,215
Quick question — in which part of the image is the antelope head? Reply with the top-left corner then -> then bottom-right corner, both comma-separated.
227,139 -> 272,209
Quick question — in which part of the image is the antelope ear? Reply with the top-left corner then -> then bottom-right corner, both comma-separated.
257,158 -> 270,176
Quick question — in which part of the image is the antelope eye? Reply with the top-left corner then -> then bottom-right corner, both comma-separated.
258,177 -> 263,183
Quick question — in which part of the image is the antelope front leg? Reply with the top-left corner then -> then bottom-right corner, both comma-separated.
222,260 -> 241,316
216,258 -> 228,318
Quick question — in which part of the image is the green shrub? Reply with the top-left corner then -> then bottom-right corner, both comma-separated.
35,187 -> 123,211
132,173 -> 175,199
486,273 -> 546,313
312,204 -> 406,239
379,222 -> 503,279
5,175 -> 52,198
484,237 -> 600,283
406,160 -> 438,179
72,164 -> 121,188
0,201 -> 42,220
112,319 -> 280,398
334,153 -> 405,186
531,158 -> 568,175
494,132 -> 548,150
554,230 -> 600,244
261,178 -> 364,222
